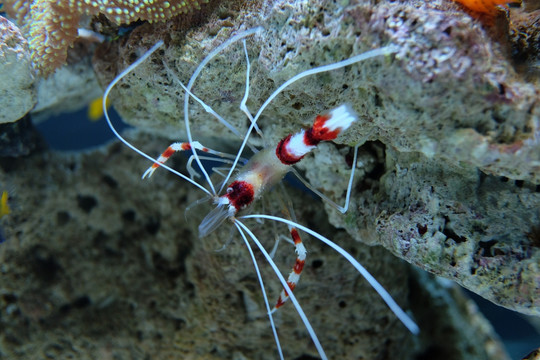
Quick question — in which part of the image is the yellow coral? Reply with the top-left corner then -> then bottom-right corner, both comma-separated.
0,0 -> 211,76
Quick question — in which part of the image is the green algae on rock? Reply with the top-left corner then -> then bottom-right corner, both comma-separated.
373,149 -> 539,315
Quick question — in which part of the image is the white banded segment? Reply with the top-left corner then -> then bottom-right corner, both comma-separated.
325,104 -> 357,133
285,130 -> 316,159
276,104 -> 358,165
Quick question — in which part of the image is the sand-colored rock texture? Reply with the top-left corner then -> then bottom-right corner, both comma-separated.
93,0 -> 540,316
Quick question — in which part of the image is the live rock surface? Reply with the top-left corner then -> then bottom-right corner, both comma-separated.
0,0 -> 538,357
0,131 -> 508,359
93,0 -> 540,316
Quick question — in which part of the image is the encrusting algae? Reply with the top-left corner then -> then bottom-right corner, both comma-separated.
0,0 -> 216,76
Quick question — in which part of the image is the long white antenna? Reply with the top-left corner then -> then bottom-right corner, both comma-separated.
241,214 -> 420,335
234,221 -> 284,360
221,45 -> 399,191
184,27 -> 264,195
102,40 -> 213,197
235,219 -> 328,360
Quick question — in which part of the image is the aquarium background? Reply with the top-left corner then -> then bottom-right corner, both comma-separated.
35,107 -> 540,360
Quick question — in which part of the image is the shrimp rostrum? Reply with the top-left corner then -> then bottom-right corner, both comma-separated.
104,27 -> 419,359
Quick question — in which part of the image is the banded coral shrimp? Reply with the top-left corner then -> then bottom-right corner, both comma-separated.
102,27 -> 419,359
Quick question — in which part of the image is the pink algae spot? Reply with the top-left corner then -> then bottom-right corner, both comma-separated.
489,140 -> 523,154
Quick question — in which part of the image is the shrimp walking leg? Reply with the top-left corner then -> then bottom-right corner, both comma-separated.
269,186 -> 308,310
242,213 -> 421,336
103,27 -> 419,359
142,141 -> 240,179
273,226 -> 306,310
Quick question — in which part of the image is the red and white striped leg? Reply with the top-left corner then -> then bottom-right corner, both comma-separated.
274,227 -> 307,309
142,141 -> 229,179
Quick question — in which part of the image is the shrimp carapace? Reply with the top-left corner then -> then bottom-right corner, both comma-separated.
198,104 -> 358,238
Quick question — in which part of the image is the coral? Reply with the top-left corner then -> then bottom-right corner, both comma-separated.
0,16 -> 35,123
0,0 -> 215,76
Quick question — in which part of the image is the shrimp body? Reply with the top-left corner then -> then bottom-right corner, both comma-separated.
199,104 -> 358,237
103,30 -> 418,360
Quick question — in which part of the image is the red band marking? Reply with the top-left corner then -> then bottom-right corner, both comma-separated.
275,296 -> 285,308
310,114 -> 340,142
291,229 -> 301,245
286,281 -> 296,292
293,259 -> 305,274
276,134 -> 305,165
226,181 -> 255,211
275,112 -> 342,165
304,128 -> 320,147
163,146 -> 176,157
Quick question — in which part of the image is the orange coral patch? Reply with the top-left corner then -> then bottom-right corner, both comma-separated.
453,0 -> 520,14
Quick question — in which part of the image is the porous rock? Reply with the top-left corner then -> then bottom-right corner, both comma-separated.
0,15 -> 100,125
31,57 -> 103,123
94,0 -> 540,182
0,16 -> 36,124
0,131 -> 508,359
92,0 -> 539,316
336,146 -> 540,316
